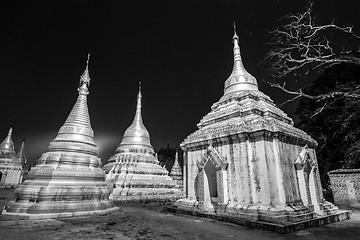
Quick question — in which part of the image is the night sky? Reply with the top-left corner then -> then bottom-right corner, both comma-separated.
1,0 -> 359,168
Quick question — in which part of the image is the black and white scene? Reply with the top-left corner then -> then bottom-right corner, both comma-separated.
0,0 -> 360,239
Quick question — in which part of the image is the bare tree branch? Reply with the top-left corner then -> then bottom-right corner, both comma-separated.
264,2 -> 360,108
310,100 -> 328,118
265,80 -> 360,102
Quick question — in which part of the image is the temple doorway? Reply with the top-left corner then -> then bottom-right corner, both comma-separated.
204,159 -> 218,204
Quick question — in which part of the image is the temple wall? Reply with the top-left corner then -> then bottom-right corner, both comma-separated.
278,141 -> 302,204
264,138 -> 281,205
328,169 -> 360,208
183,132 -> 322,211
187,149 -> 202,200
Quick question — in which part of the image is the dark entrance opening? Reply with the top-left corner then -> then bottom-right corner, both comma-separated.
204,160 -> 218,204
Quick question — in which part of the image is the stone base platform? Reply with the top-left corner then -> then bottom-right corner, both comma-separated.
111,191 -> 184,204
165,206 -> 351,233
1,203 -> 119,221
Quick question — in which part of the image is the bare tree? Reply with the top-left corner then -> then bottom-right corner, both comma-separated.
265,2 -> 360,115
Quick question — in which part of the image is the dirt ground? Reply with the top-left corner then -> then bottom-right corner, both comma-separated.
1,189 -> 360,240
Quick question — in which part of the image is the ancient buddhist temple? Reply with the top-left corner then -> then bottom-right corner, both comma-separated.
104,84 -> 182,202
0,127 -> 25,188
170,151 -> 183,190
2,55 -> 118,219
173,25 -> 348,232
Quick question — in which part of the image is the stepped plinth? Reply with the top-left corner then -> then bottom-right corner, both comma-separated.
172,25 -> 349,232
104,84 -> 183,202
1,55 -> 118,219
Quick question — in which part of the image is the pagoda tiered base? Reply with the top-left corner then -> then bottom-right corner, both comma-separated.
1,168 -> 118,220
108,171 -> 184,203
169,199 -> 350,233
105,153 -> 184,203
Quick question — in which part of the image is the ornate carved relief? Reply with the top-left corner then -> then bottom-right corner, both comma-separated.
294,145 -> 316,170
195,144 -> 229,204
197,144 -> 228,170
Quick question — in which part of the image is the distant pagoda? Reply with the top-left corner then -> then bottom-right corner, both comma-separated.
174,25 -> 347,230
170,151 -> 183,190
104,84 -> 182,202
17,139 -> 28,181
0,127 -> 25,188
2,55 -> 118,219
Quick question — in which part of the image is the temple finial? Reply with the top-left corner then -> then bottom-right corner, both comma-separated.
233,22 -> 239,42
136,82 -> 142,112
78,54 -> 91,95
8,126 -> 13,136
86,53 -> 90,70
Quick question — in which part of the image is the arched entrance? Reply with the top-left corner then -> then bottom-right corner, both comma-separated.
196,144 -> 228,209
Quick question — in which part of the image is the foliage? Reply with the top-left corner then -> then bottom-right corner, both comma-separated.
156,144 -> 183,174
295,63 -> 360,188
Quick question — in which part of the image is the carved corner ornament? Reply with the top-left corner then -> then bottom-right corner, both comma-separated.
294,145 -> 317,171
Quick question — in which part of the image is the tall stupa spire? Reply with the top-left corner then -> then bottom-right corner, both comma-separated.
2,55 -> 117,219
50,53 -> 97,155
104,85 -> 182,202
117,82 -> 153,154
223,22 -> 258,95
0,126 -> 15,154
17,139 -> 27,168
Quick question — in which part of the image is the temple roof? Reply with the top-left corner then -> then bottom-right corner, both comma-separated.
0,127 -> 15,154
117,83 -> 154,154
48,54 -> 98,155
223,23 -> 258,95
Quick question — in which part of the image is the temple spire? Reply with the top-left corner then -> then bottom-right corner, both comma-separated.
136,81 -> 142,119
78,53 -> 91,96
170,150 -> 181,177
223,23 -> 258,95
117,83 -> 153,154
0,126 -> 15,153
233,22 -> 239,42
50,55 -> 96,155
231,22 -> 245,75
17,139 -> 27,168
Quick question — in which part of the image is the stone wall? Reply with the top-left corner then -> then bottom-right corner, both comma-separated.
328,169 -> 360,208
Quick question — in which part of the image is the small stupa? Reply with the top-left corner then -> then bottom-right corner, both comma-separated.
104,83 -> 182,202
17,140 -> 28,181
170,151 -> 183,190
0,127 -> 24,188
2,55 -> 118,219
173,25 -> 348,231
